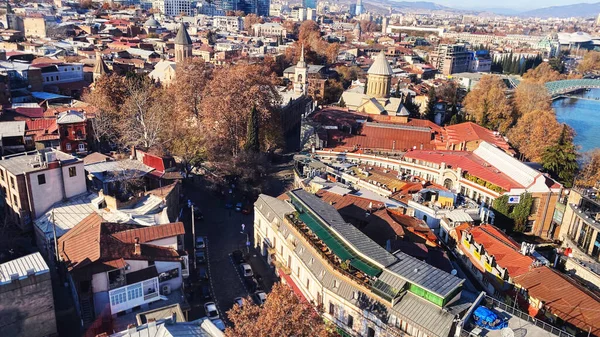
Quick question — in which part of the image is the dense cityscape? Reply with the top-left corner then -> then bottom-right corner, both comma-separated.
3,0 -> 600,336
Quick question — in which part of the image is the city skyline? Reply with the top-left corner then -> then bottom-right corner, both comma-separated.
387,0 -> 600,11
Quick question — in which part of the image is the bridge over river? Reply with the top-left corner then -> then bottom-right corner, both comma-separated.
545,79 -> 600,97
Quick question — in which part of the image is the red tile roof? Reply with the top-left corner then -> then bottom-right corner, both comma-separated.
403,150 -> 523,191
329,123 -> 436,152
466,224 -> 533,277
15,106 -> 44,118
58,214 -> 182,272
26,119 -> 59,140
513,266 -> 600,335
441,122 -> 512,152
111,222 -> 184,244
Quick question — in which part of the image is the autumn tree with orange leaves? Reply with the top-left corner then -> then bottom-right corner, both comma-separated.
463,74 -> 514,133
225,283 -> 338,337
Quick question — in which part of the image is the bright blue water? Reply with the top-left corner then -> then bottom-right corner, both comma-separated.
553,88 -> 600,152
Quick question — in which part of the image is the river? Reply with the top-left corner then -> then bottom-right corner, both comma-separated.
553,88 -> 600,153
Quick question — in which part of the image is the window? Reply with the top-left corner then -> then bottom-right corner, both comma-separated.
328,302 -> 335,315
127,286 -> 142,300
347,314 -> 354,328
69,167 -> 77,177
0,169 -> 3,180
10,176 -> 14,189
333,279 -> 339,288
306,278 -> 310,290
367,327 -> 375,337
110,291 -> 127,306
66,143 -> 71,151
78,143 -> 85,152
13,194 -> 18,206
297,266 -> 300,277
37,174 -> 46,185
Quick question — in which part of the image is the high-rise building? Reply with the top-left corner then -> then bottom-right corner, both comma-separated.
430,44 -> 473,75
256,0 -> 270,16
152,0 -> 194,16
302,0 -> 316,9
214,0 -> 239,12
355,0 -> 362,16
596,13 -> 600,26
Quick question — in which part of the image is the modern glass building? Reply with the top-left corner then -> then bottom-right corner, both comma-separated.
303,0 -> 316,9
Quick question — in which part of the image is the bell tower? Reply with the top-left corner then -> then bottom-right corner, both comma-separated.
174,23 -> 192,63
294,45 -> 309,95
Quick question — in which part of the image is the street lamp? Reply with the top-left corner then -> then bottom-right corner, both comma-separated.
188,200 -> 196,270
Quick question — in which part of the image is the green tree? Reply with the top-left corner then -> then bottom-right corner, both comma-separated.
425,86 -> 436,121
512,193 -> 533,233
542,124 -> 578,187
245,105 -> 260,153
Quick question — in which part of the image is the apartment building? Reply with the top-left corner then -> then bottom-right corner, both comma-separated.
152,0 -> 194,16
38,62 -> 84,87
254,189 -> 467,337
213,16 -> 244,33
252,23 -> 286,37
430,44 -> 473,76
0,149 -> 86,231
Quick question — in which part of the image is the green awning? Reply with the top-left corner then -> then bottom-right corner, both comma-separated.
298,212 -> 382,277
350,259 -> 381,277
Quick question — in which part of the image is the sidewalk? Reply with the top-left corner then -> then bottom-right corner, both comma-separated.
246,247 -> 279,293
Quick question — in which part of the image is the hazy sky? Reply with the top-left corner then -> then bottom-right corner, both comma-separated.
410,0 -> 599,10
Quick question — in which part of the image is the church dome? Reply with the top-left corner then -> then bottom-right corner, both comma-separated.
367,51 -> 393,76
144,17 -> 160,28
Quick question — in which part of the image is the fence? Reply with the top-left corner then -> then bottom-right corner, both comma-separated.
482,296 -> 574,337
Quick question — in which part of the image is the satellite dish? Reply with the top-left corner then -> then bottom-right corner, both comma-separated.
451,269 -> 458,276
501,328 -> 514,337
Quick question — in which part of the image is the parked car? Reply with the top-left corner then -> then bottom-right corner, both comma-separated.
201,284 -> 211,299
254,291 -> 267,305
244,278 -> 258,293
234,297 -> 244,308
193,206 -> 204,220
240,263 -> 253,278
195,250 -> 206,264
198,265 -> 209,280
231,250 -> 244,264
195,236 -> 206,249
235,202 -> 243,211
211,318 -> 226,331
204,302 -> 219,319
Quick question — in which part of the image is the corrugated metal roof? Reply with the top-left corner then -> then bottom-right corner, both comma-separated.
84,159 -> 154,183
0,252 -> 49,284
386,251 -> 463,298
391,292 -> 455,337
0,121 -> 25,138
290,189 -> 398,268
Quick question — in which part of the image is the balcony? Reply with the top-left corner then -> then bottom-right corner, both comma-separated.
108,276 -> 160,315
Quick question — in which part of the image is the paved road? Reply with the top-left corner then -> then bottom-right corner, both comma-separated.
182,155 -> 294,323
183,180 -> 257,323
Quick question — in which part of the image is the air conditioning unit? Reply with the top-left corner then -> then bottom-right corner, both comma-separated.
161,284 -> 171,295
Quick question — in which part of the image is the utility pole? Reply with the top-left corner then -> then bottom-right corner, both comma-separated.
52,208 -> 59,263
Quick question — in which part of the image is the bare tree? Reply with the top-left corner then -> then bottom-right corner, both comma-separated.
120,77 -> 166,151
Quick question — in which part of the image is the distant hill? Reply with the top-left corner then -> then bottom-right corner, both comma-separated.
387,1 -> 450,10
520,2 -> 600,18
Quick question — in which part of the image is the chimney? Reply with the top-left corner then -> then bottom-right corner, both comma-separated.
170,312 -> 177,324
134,237 -> 141,255
127,324 -> 137,335
147,318 -> 157,331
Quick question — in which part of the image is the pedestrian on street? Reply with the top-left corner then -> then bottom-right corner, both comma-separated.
241,223 -> 245,233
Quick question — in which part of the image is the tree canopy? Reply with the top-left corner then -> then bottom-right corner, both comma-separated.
463,74 -> 514,133
225,283 -> 337,337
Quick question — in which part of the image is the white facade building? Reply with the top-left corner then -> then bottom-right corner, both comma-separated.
253,190 -> 467,337
213,15 -> 243,32
153,0 -> 194,17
